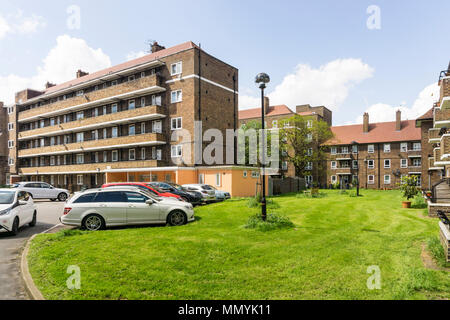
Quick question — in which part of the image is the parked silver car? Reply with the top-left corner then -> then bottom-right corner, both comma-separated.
60,187 -> 195,231
182,184 -> 216,203
12,182 -> 69,202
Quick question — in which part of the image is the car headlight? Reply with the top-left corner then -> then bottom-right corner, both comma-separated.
0,207 -> 12,216
184,204 -> 193,210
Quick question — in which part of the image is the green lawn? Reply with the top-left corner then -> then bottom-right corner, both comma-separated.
28,190 -> 449,300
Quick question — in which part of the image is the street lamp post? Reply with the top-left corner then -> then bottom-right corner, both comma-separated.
255,73 -> 270,221
351,141 -> 360,196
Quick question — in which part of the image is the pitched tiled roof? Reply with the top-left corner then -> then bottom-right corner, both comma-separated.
43,41 -> 200,95
327,120 -> 421,145
239,105 -> 293,120
416,107 -> 434,120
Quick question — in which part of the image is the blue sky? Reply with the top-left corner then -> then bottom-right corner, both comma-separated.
1,0 -> 449,125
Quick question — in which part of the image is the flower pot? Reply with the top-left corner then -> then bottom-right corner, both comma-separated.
402,201 -> 411,208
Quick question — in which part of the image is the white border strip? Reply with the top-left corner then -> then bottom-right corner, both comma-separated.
166,74 -> 238,94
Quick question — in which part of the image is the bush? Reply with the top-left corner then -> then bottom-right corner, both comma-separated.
247,197 -> 280,209
427,237 -> 448,267
411,195 -> 427,209
399,176 -> 419,201
245,213 -> 295,231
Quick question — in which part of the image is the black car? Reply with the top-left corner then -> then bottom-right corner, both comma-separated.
148,182 -> 203,205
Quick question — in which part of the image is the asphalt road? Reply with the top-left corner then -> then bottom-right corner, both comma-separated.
0,200 -> 65,300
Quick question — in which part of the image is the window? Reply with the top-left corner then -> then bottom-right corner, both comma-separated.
272,120 -> 278,128
76,154 -> 84,164
103,151 -> 108,163
141,97 -> 146,107
76,111 -> 84,120
352,160 -> 358,169
307,148 -> 313,156
141,123 -> 146,134
401,159 -> 407,168
171,145 -> 182,158
7,106 -> 14,114
171,90 -> 182,103
7,123 -> 13,131
152,120 -> 162,133
215,173 -> 221,187
129,125 -> 135,136
384,144 -> 391,153
400,143 -> 408,152
103,105 -> 107,115
307,120 -> 313,128
128,100 -> 135,110
40,138 -> 45,147
128,75 -> 135,82
368,175 -> 375,184
76,90 -> 84,96
76,132 -> 84,142
103,128 -> 107,139
384,159 -> 391,168
125,192 -> 148,203
341,146 -> 349,154
112,127 -> 118,138
112,150 -> 118,162
368,160 -> 374,169
306,162 -> 313,170
50,156 -> 55,166
111,80 -> 118,86
331,176 -> 337,184
92,130 -> 98,140
50,137 -> 55,146
171,117 -> 182,130
94,108 -> 99,117
40,120 -> 45,128
352,145 -> 358,154
8,140 -> 14,149
8,157 -> 14,166
94,152 -> 99,163
129,149 -> 136,161
331,161 -> 337,169
368,144 -> 374,153
384,175 -> 391,185
412,158 -> 422,167
96,191 -> 127,203
50,118 -> 55,126
77,175 -> 84,185
140,71 -> 145,78
243,171 -> 248,178
198,174 -> 205,184
141,148 -> 146,160
74,193 -> 97,203
307,133 -> 313,141
331,147 -> 337,155
171,61 -> 182,76
282,161 -> 288,170
251,171 -> 260,178
413,143 -> 421,151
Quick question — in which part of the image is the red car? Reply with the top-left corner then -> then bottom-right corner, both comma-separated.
101,183 -> 182,200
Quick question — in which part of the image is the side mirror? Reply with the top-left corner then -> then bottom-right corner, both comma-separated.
146,199 -> 154,205
18,200 -> 27,206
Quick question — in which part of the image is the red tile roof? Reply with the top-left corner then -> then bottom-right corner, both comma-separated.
416,107 -> 434,121
327,120 -> 421,145
239,105 -> 293,120
44,41 -> 200,95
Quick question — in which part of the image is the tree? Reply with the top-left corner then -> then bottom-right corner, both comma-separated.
279,115 -> 334,184
239,120 -> 274,167
399,175 -> 419,201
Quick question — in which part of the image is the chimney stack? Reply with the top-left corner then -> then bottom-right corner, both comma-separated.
264,96 -> 270,115
76,70 -> 89,78
396,110 -> 402,131
45,82 -> 56,89
363,112 -> 369,133
151,41 -> 166,53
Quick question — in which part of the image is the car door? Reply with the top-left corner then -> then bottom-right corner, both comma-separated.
24,183 -> 42,199
125,191 -> 161,224
17,191 -> 33,225
93,191 -> 128,225
39,183 -> 56,199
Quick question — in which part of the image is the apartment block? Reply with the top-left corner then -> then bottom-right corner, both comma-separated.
325,111 -> 422,189
238,98 -> 332,186
6,41 -> 265,197
0,102 -> 9,185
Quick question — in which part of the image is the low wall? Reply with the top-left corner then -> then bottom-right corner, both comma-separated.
427,200 -> 450,217
439,222 -> 450,263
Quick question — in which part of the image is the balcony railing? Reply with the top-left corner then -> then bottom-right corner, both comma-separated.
18,132 -> 166,158
18,74 -> 164,123
18,105 -> 165,140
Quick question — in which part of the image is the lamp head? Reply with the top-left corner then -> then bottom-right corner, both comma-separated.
255,73 -> 270,89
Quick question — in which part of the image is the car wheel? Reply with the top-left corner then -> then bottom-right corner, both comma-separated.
29,211 -> 37,227
58,193 -> 68,202
82,214 -> 105,231
167,210 -> 187,226
10,217 -> 19,236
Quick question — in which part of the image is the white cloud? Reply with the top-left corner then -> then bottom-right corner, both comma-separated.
126,51 -> 146,61
0,35 -> 111,104
239,59 -> 374,111
355,83 -> 440,124
0,10 -> 46,39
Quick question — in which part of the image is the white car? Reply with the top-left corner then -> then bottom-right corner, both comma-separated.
12,182 -> 69,202
182,184 -> 216,202
60,187 -> 195,231
0,189 -> 37,236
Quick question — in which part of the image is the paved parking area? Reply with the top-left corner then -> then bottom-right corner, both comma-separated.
0,201 -> 65,300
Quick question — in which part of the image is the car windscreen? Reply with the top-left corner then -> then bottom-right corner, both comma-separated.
0,191 -> 15,204
201,185 -> 214,191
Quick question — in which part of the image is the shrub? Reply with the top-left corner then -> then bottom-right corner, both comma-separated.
247,197 -> 280,208
245,213 -> 294,231
411,195 -> 427,209
399,176 -> 419,201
